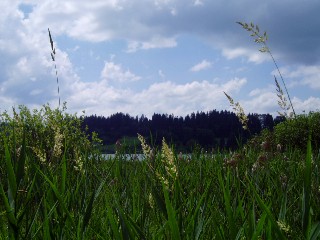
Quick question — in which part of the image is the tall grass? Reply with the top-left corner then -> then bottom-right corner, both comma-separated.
0,105 -> 319,238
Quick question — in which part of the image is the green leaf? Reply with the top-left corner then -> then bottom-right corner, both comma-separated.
246,176 -> 287,239
3,136 -> 17,206
163,182 -> 181,240
0,181 -> 17,227
37,167 -> 75,226
16,128 -> 27,189
252,212 -> 267,239
105,199 -> 121,240
218,170 -> 236,239
61,150 -> 67,194
302,133 -> 312,237
309,222 -> 320,240
82,179 -> 106,234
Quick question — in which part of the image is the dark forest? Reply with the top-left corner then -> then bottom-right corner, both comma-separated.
82,110 -> 285,153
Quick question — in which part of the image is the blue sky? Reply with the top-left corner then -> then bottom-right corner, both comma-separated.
1,0 -> 320,118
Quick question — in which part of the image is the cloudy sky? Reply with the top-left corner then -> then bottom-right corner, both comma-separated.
1,0 -> 320,118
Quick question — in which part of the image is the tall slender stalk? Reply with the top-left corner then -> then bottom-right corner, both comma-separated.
48,28 -> 60,108
237,21 -> 296,118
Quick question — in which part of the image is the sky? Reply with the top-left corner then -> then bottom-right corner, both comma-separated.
1,0 -> 320,118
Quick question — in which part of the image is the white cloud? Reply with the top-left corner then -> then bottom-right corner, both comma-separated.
65,77 -> 247,117
158,70 -> 165,80
243,90 -> 278,115
222,47 -> 270,64
101,61 -> 141,82
272,65 -> 320,90
190,60 -> 212,72
1,0 -> 320,119
293,96 -> 320,113
241,86 -> 320,116
126,37 -> 177,52
193,0 -> 204,6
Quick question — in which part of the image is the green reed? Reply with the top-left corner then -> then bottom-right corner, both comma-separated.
0,107 -> 319,239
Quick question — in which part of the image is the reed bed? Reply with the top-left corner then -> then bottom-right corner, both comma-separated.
0,105 -> 319,239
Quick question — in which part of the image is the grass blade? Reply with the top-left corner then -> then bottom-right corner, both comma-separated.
218,169 -> 236,239
163,182 -> 181,240
309,222 -> 320,240
36,167 -> 75,226
105,198 -> 121,240
61,151 -> 67,194
82,179 -> 106,234
246,176 -> 287,239
16,129 -> 26,189
3,136 -> 17,204
252,211 -> 267,239
303,133 -> 312,238
0,181 -> 17,229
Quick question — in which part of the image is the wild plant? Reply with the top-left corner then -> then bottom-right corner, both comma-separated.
224,21 -> 299,132
237,21 -> 296,118
48,28 -> 60,108
224,91 -> 248,130
0,104 -> 105,239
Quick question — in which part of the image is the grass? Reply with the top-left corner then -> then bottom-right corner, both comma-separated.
1,23 -> 320,239
1,110 -> 320,239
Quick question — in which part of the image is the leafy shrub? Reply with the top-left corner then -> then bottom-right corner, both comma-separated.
274,112 -> 320,151
0,104 -> 104,238
0,103 -> 102,170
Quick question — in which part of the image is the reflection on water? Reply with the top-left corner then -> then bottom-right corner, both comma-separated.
102,153 -> 194,161
103,154 -> 145,161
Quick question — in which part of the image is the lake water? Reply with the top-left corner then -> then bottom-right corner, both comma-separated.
102,153 -> 194,161
103,153 -> 145,161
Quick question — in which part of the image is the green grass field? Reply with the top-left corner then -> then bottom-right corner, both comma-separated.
0,105 -> 320,239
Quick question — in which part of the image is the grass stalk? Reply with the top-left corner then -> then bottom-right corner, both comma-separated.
237,21 -> 296,118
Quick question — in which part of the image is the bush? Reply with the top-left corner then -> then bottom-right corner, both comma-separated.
274,112 -> 320,151
0,104 -> 104,238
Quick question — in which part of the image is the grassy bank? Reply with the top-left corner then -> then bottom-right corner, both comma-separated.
1,105 -> 320,239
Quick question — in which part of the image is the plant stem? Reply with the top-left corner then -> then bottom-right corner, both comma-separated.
267,47 -> 296,118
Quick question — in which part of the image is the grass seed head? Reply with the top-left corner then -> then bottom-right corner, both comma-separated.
224,92 -> 248,130
52,125 -> 63,158
137,134 -> 153,159
161,137 -> 177,180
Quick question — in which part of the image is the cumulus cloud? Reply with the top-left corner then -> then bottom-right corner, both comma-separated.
101,61 -> 141,82
222,47 -> 270,64
293,97 -> 320,113
1,0 -> 320,117
65,77 -> 247,117
240,85 -> 320,116
190,60 -> 212,72
126,36 -> 177,52
193,0 -> 204,6
6,0 -> 320,64
243,89 -> 278,115
272,65 -> 320,90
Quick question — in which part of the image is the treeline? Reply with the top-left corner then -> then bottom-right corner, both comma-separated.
82,109 -> 285,152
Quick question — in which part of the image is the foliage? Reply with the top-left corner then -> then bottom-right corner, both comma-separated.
1,105 -> 320,239
83,110 -> 274,151
0,104 -> 105,239
274,112 -> 320,151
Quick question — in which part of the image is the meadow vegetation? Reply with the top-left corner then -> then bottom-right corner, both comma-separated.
0,23 -> 320,239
